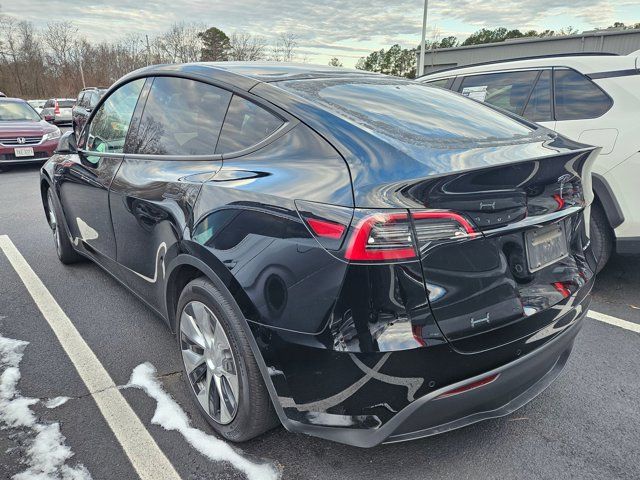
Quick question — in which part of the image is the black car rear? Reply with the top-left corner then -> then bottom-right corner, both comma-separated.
40,64 -> 597,447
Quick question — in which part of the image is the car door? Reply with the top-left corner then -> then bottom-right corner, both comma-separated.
57,78 -> 146,260
108,75 -> 231,306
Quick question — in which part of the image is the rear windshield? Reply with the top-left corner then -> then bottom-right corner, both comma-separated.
277,78 -> 535,151
0,101 -> 41,121
58,100 -> 75,108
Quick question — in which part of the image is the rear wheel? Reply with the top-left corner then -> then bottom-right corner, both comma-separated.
177,277 -> 278,441
590,202 -> 613,273
46,189 -> 82,264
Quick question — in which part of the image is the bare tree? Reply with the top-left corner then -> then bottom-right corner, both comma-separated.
228,32 -> 266,61
271,33 -> 298,62
154,22 -> 203,63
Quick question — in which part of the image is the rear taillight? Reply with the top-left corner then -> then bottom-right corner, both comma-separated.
345,210 -> 477,262
306,218 -> 345,240
345,212 -> 415,261
54,101 -> 60,115
297,200 -> 477,263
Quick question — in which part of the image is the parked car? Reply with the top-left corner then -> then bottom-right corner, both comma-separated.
41,63 -> 597,447
419,52 -> 640,272
41,98 -> 75,125
72,87 -> 106,136
0,97 -> 60,169
27,99 -> 47,115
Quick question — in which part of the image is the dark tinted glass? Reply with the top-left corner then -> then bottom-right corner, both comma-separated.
425,78 -> 451,89
131,77 -> 231,156
279,78 -> 532,158
216,95 -> 283,154
44,100 -> 54,108
87,79 -> 145,154
554,69 -> 612,120
523,70 -> 552,122
459,71 -> 538,114
59,100 -> 75,108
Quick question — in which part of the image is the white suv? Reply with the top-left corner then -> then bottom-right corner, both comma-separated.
419,52 -> 640,272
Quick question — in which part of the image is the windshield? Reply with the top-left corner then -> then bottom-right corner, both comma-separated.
0,101 -> 41,121
278,78 -> 535,150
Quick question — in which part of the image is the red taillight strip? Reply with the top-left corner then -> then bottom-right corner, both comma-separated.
435,373 -> 500,400
306,218 -> 346,240
344,212 -> 416,261
412,210 -> 477,236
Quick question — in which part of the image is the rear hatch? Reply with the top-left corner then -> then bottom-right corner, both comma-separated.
269,76 -> 598,352
411,149 -> 597,353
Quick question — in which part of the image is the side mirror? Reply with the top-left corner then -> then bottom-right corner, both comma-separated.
56,131 -> 77,154
43,114 -> 54,122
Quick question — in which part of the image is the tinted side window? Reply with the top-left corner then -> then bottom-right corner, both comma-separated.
554,69 -> 612,120
425,78 -> 451,89
459,71 -> 538,114
44,100 -> 54,108
216,95 -> 284,154
523,70 -> 552,122
86,79 -> 145,154
130,77 -> 231,156
89,92 -> 100,108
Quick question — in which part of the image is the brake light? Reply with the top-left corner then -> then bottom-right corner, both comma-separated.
344,210 -> 477,262
345,212 -> 416,261
306,218 -> 345,240
54,100 -> 60,115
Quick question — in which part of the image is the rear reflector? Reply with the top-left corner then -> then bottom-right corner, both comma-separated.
306,218 -> 346,240
435,373 -> 500,400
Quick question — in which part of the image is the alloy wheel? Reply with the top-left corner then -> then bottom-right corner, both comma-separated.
180,300 -> 240,425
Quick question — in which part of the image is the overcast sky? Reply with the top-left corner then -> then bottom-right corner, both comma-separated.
3,1 -> 640,66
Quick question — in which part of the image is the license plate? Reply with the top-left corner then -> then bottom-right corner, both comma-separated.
525,223 -> 568,272
14,147 -> 34,157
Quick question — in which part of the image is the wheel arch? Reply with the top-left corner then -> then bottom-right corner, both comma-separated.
164,249 -> 293,430
164,247 -> 259,334
592,173 -> 624,232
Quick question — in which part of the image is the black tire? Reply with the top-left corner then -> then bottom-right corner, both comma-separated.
176,277 -> 279,442
590,202 -> 613,273
46,189 -> 83,264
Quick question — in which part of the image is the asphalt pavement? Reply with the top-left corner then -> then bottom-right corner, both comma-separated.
0,163 -> 638,480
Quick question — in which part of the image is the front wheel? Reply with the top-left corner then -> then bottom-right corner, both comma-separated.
176,277 -> 278,441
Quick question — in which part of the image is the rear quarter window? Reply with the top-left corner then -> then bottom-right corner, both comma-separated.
216,95 -> 284,154
553,69 -> 612,120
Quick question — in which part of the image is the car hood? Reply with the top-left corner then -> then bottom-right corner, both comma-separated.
0,120 -> 51,136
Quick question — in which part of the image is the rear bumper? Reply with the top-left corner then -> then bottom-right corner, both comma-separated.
277,305 -> 586,447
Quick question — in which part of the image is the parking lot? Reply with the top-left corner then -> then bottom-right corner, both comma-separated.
0,162 -> 639,480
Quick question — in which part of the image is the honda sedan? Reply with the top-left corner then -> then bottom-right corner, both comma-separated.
40,63 -> 597,446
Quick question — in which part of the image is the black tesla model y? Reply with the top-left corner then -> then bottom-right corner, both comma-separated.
40,63 -> 598,447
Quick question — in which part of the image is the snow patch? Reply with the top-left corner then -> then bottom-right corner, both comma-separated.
127,362 -> 280,480
45,397 -> 71,409
0,331 -> 92,480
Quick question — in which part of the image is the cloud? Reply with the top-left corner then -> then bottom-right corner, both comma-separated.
1,0 -> 637,66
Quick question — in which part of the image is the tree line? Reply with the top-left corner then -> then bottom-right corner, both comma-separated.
0,13 -> 301,99
355,22 -> 640,79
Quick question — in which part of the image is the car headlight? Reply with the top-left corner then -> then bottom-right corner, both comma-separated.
43,128 -> 61,142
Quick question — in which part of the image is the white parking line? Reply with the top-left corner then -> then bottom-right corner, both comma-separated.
588,310 -> 640,333
0,235 -> 180,480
